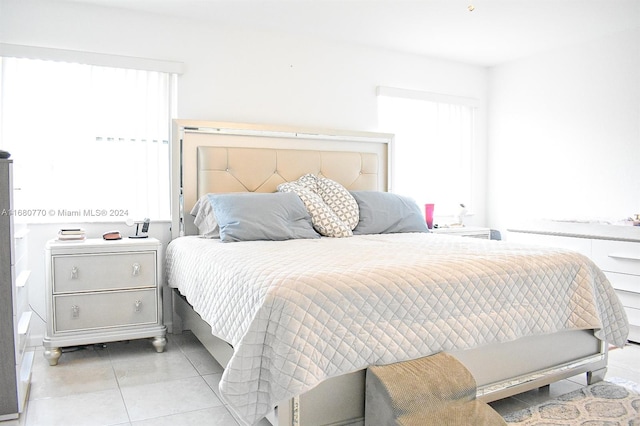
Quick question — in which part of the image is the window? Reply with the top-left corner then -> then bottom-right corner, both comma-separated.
0,56 -> 176,222
377,87 -> 477,217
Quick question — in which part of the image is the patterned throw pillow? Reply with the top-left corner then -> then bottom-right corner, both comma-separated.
295,173 -> 319,192
278,174 -> 359,238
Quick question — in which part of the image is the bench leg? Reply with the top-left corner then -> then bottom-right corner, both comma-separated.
587,367 -> 607,385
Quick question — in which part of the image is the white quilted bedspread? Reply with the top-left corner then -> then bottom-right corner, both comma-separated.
166,233 -> 629,425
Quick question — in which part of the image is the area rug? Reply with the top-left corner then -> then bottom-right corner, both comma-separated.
503,378 -> 640,425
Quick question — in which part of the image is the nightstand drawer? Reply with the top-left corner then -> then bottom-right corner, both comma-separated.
53,252 -> 156,293
54,289 -> 158,332
592,240 -> 640,276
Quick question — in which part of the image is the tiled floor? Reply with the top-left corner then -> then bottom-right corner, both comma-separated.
2,334 -> 639,426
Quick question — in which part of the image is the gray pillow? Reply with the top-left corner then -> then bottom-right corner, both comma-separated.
351,191 -> 429,235
190,194 -> 220,238
209,192 -> 320,242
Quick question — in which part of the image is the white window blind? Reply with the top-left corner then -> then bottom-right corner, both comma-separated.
378,87 -> 476,217
0,56 -> 175,222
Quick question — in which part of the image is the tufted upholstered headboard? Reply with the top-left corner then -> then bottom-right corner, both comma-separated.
171,120 -> 393,238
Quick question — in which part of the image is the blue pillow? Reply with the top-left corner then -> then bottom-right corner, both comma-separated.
209,192 -> 320,242
351,191 -> 429,235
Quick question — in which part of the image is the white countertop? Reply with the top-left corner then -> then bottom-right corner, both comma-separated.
508,221 -> 640,243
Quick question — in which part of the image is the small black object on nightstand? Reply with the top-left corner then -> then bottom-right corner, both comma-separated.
129,218 -> 150,238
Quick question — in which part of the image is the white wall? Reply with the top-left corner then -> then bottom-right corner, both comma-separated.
1,0 -> 489,342
0,0 -> 488,129
488,27 -> 640,233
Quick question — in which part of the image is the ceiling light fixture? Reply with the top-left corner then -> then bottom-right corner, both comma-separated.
468,4 -> 475,11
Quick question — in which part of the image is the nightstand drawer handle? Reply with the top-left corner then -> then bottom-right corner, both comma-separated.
72,305 -> 80,318
132,263 -> 141,276
71,266 -> 79,279
135,300 -> 142,312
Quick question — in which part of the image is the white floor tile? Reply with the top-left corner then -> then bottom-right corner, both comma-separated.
202,373 -> 224,399
183,347 -> 225,376
25,389 -> 128,426
30,353 -> 118,400
608,342 -> 640,373
608,364 -> 640,384
111,349 -> 200,388
170,331 -> 206,352
120,376 -> 223,422
130,406 -> 239,426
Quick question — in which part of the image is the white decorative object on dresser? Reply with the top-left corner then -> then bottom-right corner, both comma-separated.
0,159 -> 34,421
431,226 -> 491,239
508,222 -> 640,343
43,237 -> 167,366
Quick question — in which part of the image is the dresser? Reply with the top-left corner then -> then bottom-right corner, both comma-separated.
508,222 -> 640,343
43,238 -> 167,366
0,159 -> 34,420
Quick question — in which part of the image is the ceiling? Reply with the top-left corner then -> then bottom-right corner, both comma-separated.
65,0 -> 640,66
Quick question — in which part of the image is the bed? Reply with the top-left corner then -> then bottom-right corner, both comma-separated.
166,120 -> 629,426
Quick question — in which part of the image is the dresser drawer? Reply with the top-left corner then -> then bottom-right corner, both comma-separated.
615,289 -> 640,311
54,289 -> 158,333
53,252 -> 156,293
16,311 -> 31,361
624,306 -> 640,329
591,240 -> 640,275
14,231 -> 28,270
603,271 -> 640,294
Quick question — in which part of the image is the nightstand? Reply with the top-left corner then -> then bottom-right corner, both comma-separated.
43,237 -> 166,366
431,226 -> 491,239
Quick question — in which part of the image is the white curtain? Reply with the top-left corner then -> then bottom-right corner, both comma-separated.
0,57 -> 172,222
378,93 -> 475,216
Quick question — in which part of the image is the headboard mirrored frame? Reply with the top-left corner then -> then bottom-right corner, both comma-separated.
171,120 -> 394,238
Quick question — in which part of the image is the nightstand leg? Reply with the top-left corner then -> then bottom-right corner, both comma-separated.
152,336 -> 167,353
44,347 -> 62,366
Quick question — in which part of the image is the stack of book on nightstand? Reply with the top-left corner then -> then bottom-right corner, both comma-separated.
57,228 -> 86,241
